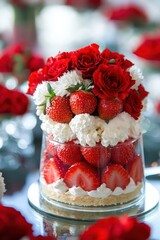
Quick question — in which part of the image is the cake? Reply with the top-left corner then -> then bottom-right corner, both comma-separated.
27,43 -> 148,207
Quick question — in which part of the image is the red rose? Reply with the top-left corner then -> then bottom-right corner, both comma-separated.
10,89 -> 29,115
124,88 -> 143,119
72,43 -> 101,78
47,52 -> 73,80
27,67 -> 51,95
92,64 -> 135,100
101,48 -> 133,69
80,215 -> 151,240
133,35 -> 160,61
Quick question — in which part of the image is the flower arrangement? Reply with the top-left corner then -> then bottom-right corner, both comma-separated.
0,43 -> 44,84
0,83 -> 29,116
27,43 -> 148,148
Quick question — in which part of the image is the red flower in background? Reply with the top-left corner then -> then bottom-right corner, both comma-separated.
133,34 -> 160,62
80,215 -> 151,240
0,43 -> 44,83
0,204 -> 55,240
0,84 -> 29,116
107,4 -> 148,24
65,0 -> 102,9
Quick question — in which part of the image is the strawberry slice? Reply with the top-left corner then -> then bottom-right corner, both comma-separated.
111,141 -> 135,166
64,162 -> 100,191
43,156 -> 68,184
46,140 -> 57,156
81,143 -> 111,168
57,141 -> 83,166
128,155 -> 144,184
102,164 -> 130,191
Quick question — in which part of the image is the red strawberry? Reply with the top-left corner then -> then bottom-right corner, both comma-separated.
41,149 -> 50,170
46,140 -> 57,156
102,164 -> 130,191
70,90 -> 97,115
98,97 -> 123,120
111,141 -> 135,166
43,156 -> 68,184
64,162 -> 100,191
81,144 -> 111,168
46,96 -> 72,123
128,155 -> 144,184
57,141 -> 83,166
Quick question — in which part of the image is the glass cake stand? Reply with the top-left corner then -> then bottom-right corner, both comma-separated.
28,181 -> 159,221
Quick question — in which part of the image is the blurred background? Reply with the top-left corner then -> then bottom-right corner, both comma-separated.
1,0 -> 160,196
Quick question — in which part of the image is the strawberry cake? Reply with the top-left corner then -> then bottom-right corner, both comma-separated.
27,44 -> 148,207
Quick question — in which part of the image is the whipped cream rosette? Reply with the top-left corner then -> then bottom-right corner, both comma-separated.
27,44 -> 148,207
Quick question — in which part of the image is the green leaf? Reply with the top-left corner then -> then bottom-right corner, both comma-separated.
108,58 -> 116,64
47,83 -> 55,97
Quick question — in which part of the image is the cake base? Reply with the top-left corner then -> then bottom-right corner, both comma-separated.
28,181 -> 159,221
40,183 -> 143,207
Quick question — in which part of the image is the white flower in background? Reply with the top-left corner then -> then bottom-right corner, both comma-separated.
0,172 -> 5,200
128,65 -> 144,90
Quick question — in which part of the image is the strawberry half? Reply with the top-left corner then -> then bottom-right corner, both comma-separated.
43,156 -> 68,184
46,140 -> 57,156
81,144 -> 111,168
57,141 -> 83,166
46,96 -> 72,123
98,97 -> 123,120
127,154 -> 144,184
70,90 -> 97,115
111,141 -> 135,166
102,164 -> 130,191
64,162 -> 100,191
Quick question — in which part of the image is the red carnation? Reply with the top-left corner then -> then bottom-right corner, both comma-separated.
47,51 -> 73,80
27,68 -> 51,95
92,64 -> 135,100
80,215 -> 150,240
72,43 -> 101,78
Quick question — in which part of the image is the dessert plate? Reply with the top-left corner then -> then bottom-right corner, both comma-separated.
28,181 -> 159,221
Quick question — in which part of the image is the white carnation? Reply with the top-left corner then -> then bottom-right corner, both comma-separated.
101,112 -> 141,147
33,81 -> 49,105
69,114 -> 106,146
51,123 -> 75,143
128,65 -> 144,90
51,70 -> 85,97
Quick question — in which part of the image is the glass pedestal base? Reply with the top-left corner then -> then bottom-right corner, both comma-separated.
28,181 -> 159,221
